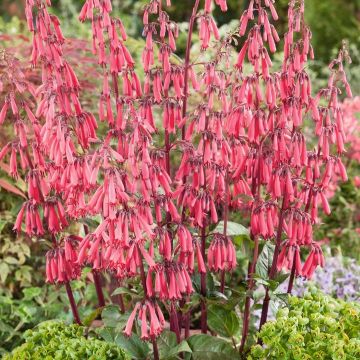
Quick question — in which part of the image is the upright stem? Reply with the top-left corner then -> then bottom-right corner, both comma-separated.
200,223 -> 207,334
65,282 -> 82,325
239,236 -> 259,353
138,250 -> 148,298
92,270 -> 106,307
239,162 -> 260,353
287,251 -> 297,294
220,271 -> 225,293
171,302 -> 181,343
221,171 -> 229,293
181,0 -> 200,139
83,224 -> 106,307
180,0 -> 201,221
152,339 -> 160,360
287,184 -> 313,293
258,194 -> 288,331
138,246 -> 159,359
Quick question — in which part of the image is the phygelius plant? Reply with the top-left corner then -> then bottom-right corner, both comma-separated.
0,0 -> 352,356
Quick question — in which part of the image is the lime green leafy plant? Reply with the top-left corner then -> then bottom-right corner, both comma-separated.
4,321 -> 128,360
250,291 -> 360,360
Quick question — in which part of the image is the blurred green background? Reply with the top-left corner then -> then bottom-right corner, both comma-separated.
1,0 -> 359,94
1,0 -> 360,62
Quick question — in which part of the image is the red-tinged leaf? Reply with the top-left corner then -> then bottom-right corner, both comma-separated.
0,161 -> 11,174
0,178 -> 27,199
0,162 -> 26,190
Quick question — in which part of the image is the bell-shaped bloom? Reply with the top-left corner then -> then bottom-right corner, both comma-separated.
207,233 -> 237,272
123,300 -> 165,340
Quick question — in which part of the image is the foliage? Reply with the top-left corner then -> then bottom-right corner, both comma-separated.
98,304 -> 238,360
0,212 -> 34,293
0,276 -> 99,354
250,291 -> 360,360
3,320 -> 128,360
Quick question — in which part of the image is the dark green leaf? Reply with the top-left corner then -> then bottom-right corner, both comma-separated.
207,290 -> 228,302
207,305 -> 240,337
111,287 -> 138,296
274,272 -> 290,285
214,221 -> 249,236
102,305 -> 124,328
186,334 -> 238,360
97,327 -> 116,343
192,273 -> 215,294
157,330 -> 192,359
114,333 -> 150,360
274,292 -> 290,305
256,243 -> 275,279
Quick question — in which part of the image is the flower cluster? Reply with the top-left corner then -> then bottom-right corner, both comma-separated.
0,0 -> 352,354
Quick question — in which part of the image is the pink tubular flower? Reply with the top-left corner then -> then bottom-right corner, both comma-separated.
123,300 -> 165,340
207,233 -> 237,272
302,243 -> 325,279
46,238 -> 81,284
277,241 -> 302,276
146,261 -> 193,300
0,0 -> 351,346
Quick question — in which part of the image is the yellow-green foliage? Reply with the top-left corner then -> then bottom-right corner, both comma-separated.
4,321 -> 129,360
250,291 -> 360,360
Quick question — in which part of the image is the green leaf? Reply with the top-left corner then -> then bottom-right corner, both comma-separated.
256,243 -> 275,279
192,273 -> 215,294
274,292 -> 290,305
4,256 -> 19,265
102,305 -> 123,328
112,287 -> 138,296
23,287 -> 42,300
0,219 -> 7,233
157,330 -> 192,359
114,333 -> 150,360
207,291 -> 228,302
207,305 -> 240,338
97,327 -> 115,343
274,272 -> 290,285
0,262 -> 9,283
214,221 -> 249,236
186,334 -> 238,360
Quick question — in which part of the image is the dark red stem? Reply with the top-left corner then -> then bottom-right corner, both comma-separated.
92,270 -> 106,307
200,223 -> 207,334
287,184 -> 314,293
239,236 -> 259,353
221,171 -> 229,293
138,246 -> 159,358
239,162 -> 261,353
171,302 -> 181,343
181,0 -> 200,139
65,281 -> 82,325
152,339 -> 160,360
83,224 -> 106,307
287,251 -> 297,294
258,194 -> 288,331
